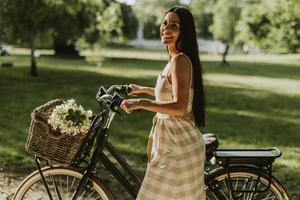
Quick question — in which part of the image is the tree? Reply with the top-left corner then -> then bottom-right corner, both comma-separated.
43,1 -> 124,55
75,1 -> 125,50
210,0 -> 241,43
1,0 -> 54,76
133,0 -> 181,40
120,3 -> 138,40
0,0 -> 124,76
0,0 -> 6,42
236,0 -> 300,53
48,0 -> 106,56
189,0 -> 216,39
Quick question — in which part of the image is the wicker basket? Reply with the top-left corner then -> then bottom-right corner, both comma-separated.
25,99 -> 88,165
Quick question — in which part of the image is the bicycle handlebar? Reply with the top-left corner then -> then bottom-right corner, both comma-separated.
107,84 -> 132,95
96,85 -> 132,112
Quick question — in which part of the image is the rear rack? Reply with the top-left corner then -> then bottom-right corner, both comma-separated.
212,148 -> 282,198
212,147 -> 282,166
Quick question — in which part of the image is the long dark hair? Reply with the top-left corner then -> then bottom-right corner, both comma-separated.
166,6 -> 205,127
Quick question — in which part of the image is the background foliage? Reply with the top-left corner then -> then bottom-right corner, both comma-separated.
190,0 -> 300,53
2,0 -> 300,53
236,0 -> 300,53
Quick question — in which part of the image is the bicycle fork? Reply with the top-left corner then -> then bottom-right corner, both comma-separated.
72,111 -> 116,200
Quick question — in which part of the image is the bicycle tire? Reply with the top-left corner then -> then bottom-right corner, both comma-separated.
205,166 -> 289,200
13,166 -> 114,200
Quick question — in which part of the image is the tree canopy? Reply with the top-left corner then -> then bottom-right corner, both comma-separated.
236,0 -> 300,53
190,0 -> 300,53
0,0 -> 126,75
0,0 -> 125,54
133,0 -> 181,39
1,0 -> 300,54
190,0 -> 215,39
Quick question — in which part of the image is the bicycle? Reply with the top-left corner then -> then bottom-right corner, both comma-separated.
13,85 -> 290,200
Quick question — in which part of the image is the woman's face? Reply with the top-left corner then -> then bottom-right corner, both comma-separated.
160,12 -> 181,47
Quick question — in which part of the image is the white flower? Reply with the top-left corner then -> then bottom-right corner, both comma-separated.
47,99 -> 93,136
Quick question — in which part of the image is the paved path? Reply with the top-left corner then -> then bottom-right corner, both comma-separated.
0,169 -> 25,199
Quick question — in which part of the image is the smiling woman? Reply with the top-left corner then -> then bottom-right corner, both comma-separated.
120,6 -> 206,200
160,12 -> 181,45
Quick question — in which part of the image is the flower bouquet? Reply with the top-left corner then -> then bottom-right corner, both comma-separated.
48,99 -> 93,136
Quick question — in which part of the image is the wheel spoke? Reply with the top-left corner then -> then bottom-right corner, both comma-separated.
78,190 -> 87,200
263,192 -> 275,200
13,167 -> 111,200
205,170 -> 287,200
94,196 -> 103,200
59,175 -> 62,197
86,190 -> 96,199
235,177 -> 239,190
66,175 -> 69,200
69,177 -> 76,195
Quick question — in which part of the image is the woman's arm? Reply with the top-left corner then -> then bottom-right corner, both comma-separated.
129,84 -> 155,96
122,55 -> 192,116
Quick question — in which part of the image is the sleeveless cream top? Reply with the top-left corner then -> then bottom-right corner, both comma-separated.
154,53 -> 193,114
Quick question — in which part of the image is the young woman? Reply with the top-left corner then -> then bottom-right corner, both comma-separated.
121,6 -> 206,200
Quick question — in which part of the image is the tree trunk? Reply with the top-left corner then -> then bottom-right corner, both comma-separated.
53,37 -> 80,57
30,48 -> 38,76
137,19 -> 144,41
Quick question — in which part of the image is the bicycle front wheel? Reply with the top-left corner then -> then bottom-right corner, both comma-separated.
13,166 -> 114,200
205,166 -> 289,200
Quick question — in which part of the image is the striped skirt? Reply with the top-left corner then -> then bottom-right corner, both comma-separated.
136,114 -> 206,200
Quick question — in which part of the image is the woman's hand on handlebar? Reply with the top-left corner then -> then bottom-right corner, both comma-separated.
127,84 -> 144,96
120,99 -> 141,114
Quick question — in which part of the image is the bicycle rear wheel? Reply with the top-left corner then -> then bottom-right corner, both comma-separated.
205,167 -> 289,200
13,166 -> 114,200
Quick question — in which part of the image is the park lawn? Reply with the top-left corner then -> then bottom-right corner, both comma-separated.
0,51 -> 299,197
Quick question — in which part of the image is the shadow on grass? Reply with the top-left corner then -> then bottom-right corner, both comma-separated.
204,85 -> 300,147
1,57 -> 299,159
203,61 -> 300,80
273,163 -> 300,197
103,57 -> 166,70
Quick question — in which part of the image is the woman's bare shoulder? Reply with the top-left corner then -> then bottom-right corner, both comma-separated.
170,53 -> 192,71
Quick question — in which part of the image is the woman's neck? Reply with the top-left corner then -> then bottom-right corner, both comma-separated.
168,46 -> 180,57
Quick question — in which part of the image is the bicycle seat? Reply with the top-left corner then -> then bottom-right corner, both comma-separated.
203,133 -> 219,161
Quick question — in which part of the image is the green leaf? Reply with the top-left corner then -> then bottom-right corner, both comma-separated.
68,108 -> 74,115
79,114 -> 86,121
65,114 -> 72,121
74,109 -> 81,117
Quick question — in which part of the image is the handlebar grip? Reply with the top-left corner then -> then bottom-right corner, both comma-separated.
110,93 -> 124,111
119,85 -> 132,95
126,85 -> 132,94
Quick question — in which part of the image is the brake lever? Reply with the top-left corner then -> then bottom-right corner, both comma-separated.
96,87 -> 108,102
109,93 -> 125,120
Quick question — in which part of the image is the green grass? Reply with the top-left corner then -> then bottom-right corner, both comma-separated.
0,51 -> 299,197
